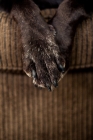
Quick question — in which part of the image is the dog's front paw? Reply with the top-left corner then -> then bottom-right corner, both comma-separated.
22,26 -> 65,90
50,0 -> 88,71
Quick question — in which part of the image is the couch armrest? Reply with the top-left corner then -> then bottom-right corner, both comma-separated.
0,10 -> 93,71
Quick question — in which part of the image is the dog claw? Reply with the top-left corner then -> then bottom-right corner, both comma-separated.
53,80 -> 58,87
46,84 -> 51,91
58,64 -> 65,73
32,70 -> 37,78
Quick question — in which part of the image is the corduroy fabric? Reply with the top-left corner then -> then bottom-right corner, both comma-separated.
0,70 -> 93,140
0,10 -> 93,140
0,11 -> 93,71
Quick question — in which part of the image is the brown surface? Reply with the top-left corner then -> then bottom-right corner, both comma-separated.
0,70 -> 93,140
0,11 -> 93,71
0,10 -> 93,140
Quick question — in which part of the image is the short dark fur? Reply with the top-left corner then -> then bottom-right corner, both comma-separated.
0,0 -> 93,90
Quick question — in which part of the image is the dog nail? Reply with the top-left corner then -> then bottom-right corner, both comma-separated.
59,64 -> 65,73
46,84 -> 51,91
32,70 -> 37,78
53,80 -> 58,87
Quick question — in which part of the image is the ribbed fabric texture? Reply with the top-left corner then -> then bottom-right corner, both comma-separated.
0,12 -> 22,71
0,70 -> 93,140
0,11 -> 93,70
0,10 -> 93,140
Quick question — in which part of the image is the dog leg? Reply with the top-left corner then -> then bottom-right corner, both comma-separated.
10,0 -> 65,90
51,0 -> 88,71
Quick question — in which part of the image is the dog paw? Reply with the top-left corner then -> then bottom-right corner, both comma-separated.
22,25 -> 66,90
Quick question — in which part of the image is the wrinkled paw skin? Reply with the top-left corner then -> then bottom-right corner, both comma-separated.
22,25 -> 66,91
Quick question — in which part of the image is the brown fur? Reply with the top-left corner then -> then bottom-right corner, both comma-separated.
0,0 -> 92,90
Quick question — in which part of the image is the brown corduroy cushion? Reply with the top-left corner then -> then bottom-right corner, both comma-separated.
0,10 -> 93,71
0,70 -> 93,140
0,10 -> 93,140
